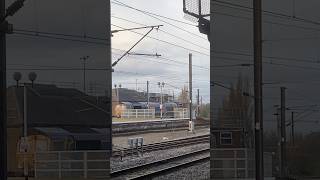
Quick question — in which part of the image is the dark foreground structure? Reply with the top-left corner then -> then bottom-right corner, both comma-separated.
7,84 -> 111,176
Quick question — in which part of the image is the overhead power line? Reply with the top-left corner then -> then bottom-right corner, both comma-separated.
12,28 -> 320,71
111,1 -> 196,27
112,25 -> 162,67
111,16 -> 209,51
213,0 -> 320,27
111,0 -> 207,40
212,9 -> 320,33
111,24 -> 210,56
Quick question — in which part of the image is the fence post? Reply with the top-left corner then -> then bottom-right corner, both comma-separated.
182,109 -> 184,119
84,152 -> 88,179
245,149 -> 248,178
58,152 -> 62,179
153,109 -> 155,118
34,153 -> 37,178
234,150 -> 237,178
136,109 -> 138,119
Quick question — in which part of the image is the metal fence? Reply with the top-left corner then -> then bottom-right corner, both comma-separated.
121,109 -> 155,119
121,108 -> 189,119
173,108 -> 189,119
34,150 -> 110,179
211,148 -> 272,178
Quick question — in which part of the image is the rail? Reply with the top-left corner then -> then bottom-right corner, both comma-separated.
111,148 -> 210,179
112,134 -> 209,157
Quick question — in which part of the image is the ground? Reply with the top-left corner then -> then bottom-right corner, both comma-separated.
112,117 -> 188,123
112,127 -> 210,149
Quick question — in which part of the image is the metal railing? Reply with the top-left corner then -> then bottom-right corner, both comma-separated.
173,108 -> 189,119
121,108 -> 189,119
211,148 -> 272,178
121,109 -> 155,119
34,150 -> 110,179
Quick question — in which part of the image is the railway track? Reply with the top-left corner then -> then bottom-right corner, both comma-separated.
112,134 -> 209,157
110,148 -> 210,180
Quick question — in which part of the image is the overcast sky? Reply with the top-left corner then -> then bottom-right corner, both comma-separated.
111,0 -> 210,103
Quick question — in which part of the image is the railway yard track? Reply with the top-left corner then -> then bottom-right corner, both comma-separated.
110,148 -> 210,180
112,134 -> 209,157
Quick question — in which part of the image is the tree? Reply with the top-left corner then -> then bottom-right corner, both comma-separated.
177,85 -> 189,108
287,132 -> 320,177
217,75 -> 254,147
199,103 -> 210,118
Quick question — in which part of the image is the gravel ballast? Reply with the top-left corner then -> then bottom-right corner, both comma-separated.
111,143 -> 209,180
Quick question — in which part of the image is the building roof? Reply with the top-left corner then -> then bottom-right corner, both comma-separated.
10,84 -> 110,128
116,88 -> 147,102
115,88 -> 172,102
32,127 -> 108,141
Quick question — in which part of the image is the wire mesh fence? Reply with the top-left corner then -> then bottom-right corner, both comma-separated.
184,0 -> 210,22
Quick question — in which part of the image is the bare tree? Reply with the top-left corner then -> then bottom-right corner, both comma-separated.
178,85 -> 189,108
217,75 -> 254,147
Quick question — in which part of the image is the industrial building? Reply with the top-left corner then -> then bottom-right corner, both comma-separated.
6,84 -> 111,175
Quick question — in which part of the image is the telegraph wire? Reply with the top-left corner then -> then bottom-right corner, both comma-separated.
112,15 -> 209,51
112,1 -> 196,27
213,0 -> 320,27
111,24 -> 210,56
12,27 -> 320,71
112,48 -> 210,70
13,28 -> 320,67
212,9 -> 320,33
111,0 -> 207,40
13,32 -> 108,46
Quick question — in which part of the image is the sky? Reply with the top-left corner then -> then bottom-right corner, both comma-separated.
6,0 -> 210,103
5,0 -> 320,133
111,0 -> 210,103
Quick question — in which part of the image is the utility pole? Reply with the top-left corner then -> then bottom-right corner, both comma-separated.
106,1 -> 112,178
280,87 -> 287,178
189,53 -> 194,132
172,90 -> 175,102
80,56 -> 89,94
0,1 -> 26,178
291,111 -> 295,146
197,89 -> 200,117
158,82 -> 164,119
147,81 -> 149,108
253,0 -> 264,179
0,0 -> 6,179
23,84 -> 29,180
23,85 -> 27,138
136,79 -> 138,91
274,106 -> 282,178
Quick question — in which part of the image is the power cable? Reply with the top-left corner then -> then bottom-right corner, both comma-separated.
111,0 -> 207,40
111,24 -> 210,56
111,16 -> 209,51
213,0 -> 320,27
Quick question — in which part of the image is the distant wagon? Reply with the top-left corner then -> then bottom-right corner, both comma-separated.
163,102 -> 178,118
114,102 -> 133,118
